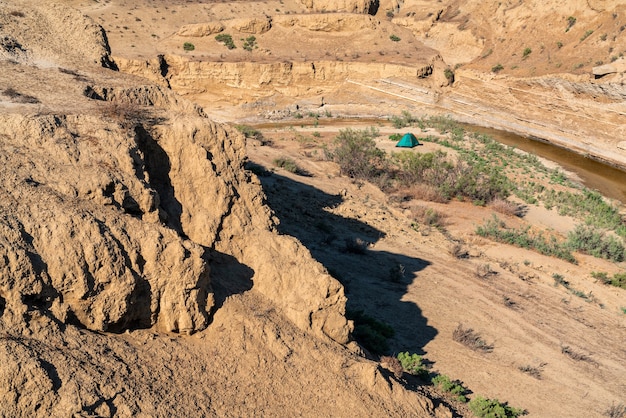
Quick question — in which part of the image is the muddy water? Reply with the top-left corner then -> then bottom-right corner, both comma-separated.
253,119 -> 626,205
463,125 -> 626,205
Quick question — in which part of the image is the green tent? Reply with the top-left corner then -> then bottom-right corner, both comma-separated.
396,133 -> 419,148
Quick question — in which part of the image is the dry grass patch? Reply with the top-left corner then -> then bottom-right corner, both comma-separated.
518,362 -> 546,379
490,198 -> 522,217
453,324 -> 493,352
380,356 -> 403,379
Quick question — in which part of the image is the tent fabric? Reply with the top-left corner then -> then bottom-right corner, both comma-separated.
396,133 -> 419,148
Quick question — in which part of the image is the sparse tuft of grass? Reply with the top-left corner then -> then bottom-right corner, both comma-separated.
453,324 -> 493,352
561,345 -> 593,363
273,157 -> 307,175
380,355 -> 403,378
518,362 -> 546,379
604,402 -> 626,418
592,271 -> 626,290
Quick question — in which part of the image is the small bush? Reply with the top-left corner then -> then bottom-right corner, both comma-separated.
592,271 -> 626,290
476,263 -> 496,278
389,133 -> 402,141
566,16 -> 577,32
469,396 -> 525,418
390,34 -> 401,42
490,198 -> 521,217
243,35 -> 257,51
476,216 -> 576,263
183,42 -> 195,51
343,237 -> 369,254
215,33 -> 236,49
330,128 -> 386,180
388,264 -> 405,283
432,374 -> 468,402
567,225 -> 625,262
453,324 -> 493,352
522,47 -> 532,58
380,356 -> 403,378
444,68 -> 455,83
397,352 -> 428,377
411,206 -> 445,227
604,402 -> 626,418
348,310 -> 395,354
556,41 -> 563,48
492,64 -> 504,73
561,345 -> 593,363
273,157 -> 302,174
2,88 -> 39,104
580,30 -> 594,42
518,362 -> 546,379
235,124 -> 265,142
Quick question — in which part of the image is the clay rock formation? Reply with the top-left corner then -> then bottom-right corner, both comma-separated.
0,111 -> 214,335
0,1 -> 350,343
0,1 -> 114,68
176,21 -> 225,37
273,13 -> 379,31
299,0 -> 379,14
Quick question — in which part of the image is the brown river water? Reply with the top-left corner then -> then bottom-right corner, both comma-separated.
465,125 -> 626,205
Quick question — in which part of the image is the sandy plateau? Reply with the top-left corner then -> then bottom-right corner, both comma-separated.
0,0 -> 625,417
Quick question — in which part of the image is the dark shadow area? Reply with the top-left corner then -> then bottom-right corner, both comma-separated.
39,359 -> 62,391
256,170 -> 437,356
134,125 -> 185,237
204,249 -> 255,314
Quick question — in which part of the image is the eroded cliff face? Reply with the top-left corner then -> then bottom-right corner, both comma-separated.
0,2 -> 365,414
0,85 -> 351,339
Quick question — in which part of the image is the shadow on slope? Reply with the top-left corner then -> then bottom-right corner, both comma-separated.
257,171 -> 437,356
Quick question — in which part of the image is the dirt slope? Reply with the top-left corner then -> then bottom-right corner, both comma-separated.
1,0 -> 625,417
0,2 -> 451,416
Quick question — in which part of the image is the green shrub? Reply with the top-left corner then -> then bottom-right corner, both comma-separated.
348,310 -> 395,354
566,16 -> 577,32
183,42 -> 195,51
592,271 -> 626,289
476,216 -> 576,263
215,33 -> 236,49
469,396 -> 525,418
522,47 -> 532,58
390,34 -> 401,42
273,157 -> 305,175
397,352 -> 428,377
567,225 -> 625,262
444,68 -> 455,83
329,128 -> 386,180
492,64 -> 504,73
389,133 -> 402,141
235,124 -> 263,140
431,374 -> 468,402
243,35 -> 257,51
580,30 -> 594,41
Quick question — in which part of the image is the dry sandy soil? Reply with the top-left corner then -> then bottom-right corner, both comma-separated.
1,0 -> 625,417
246,123 -> 626,417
